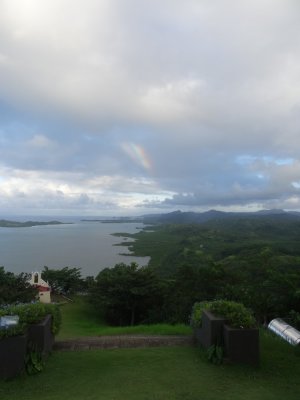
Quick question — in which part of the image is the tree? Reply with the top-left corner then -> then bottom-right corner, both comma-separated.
164,263 -> 229,323
42,266 -> 83,295
91,263 -> 165,326
227,248 -> 300,324
0,267 -> 37,305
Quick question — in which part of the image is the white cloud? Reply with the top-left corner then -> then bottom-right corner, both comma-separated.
1,1 -> 300,214
0,165 -> 174,214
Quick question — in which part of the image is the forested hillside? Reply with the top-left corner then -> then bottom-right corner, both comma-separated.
113,214 -> 300,325
121,215 -> 300,273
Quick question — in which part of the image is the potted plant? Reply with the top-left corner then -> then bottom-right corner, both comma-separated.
191,302 -> 227,348
209,300 -> 259,365
191,300 -> 259,365
14,303 -> 61,357
0,302 -> 61,379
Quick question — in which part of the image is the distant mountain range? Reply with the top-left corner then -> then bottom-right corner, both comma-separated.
3,210 -> 299,228
142,209 -> 300,224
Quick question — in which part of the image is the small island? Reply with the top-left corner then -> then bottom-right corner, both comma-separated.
0,219 -> 67,228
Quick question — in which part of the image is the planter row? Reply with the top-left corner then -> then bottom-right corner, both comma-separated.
194,310 -> 259,365
0,314 -> 54,380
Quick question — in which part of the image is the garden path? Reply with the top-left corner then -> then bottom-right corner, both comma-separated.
54,335 -> 193,351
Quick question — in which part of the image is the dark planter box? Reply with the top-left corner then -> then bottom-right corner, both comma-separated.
195,310 -> 227,349
0,334 -> 27,380
27,314 -> 54,356
223,325 -> 260,366
193,327 -> 202,345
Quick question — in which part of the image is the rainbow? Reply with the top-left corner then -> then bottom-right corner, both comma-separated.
121,143 -> 152,172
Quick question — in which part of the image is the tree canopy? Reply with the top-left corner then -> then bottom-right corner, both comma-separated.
0,267 -> 37,305
42,266 -> 83,295
90,263 -> 165,326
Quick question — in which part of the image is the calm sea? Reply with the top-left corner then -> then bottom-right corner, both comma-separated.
0,218 -> 150,277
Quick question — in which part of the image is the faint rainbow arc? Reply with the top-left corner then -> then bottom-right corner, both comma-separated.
121,143 -> 153,172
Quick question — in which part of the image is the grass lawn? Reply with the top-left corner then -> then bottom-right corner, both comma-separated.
1,331 -> 300,400
57,296 -> 192,339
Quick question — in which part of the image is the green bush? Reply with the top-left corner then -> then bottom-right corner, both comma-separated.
209,300 -> 256,328
44,303 -> 62,334
190,301 -> 212,328
0,323 -> 25,339
191,300 -> 256,329
0,302 -> 61,338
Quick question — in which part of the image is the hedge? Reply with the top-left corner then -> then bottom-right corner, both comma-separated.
191,300 -> 256,329
0,303 -> 61,339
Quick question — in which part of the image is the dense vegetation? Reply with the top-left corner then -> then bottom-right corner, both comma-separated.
113,216 -> 300,326
2,214 -> 300,330
124,215 -> 300,274
0,267 -> 37,305
90,263 -> 165,326
42,266 -> 84,295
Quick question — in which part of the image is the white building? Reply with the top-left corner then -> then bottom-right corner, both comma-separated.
28,272 -> 52,303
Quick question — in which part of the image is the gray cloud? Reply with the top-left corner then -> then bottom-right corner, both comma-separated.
1,0 -> 300,215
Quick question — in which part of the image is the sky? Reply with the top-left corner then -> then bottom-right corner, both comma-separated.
1,0 -> 300,216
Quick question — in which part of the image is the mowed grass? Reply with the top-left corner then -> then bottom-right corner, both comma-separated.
1,296 -> 300,399
1,331 -> 300,400
57,295 -> 192,339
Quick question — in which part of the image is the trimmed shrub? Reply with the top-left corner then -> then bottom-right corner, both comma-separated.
190,301 -> 212,328
191,300 -> 256,329
0,303 -> 61,338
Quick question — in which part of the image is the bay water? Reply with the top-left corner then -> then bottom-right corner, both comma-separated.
0,219 -> 150,277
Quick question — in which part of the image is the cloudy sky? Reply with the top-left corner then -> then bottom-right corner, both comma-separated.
1,0 -> 300,216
